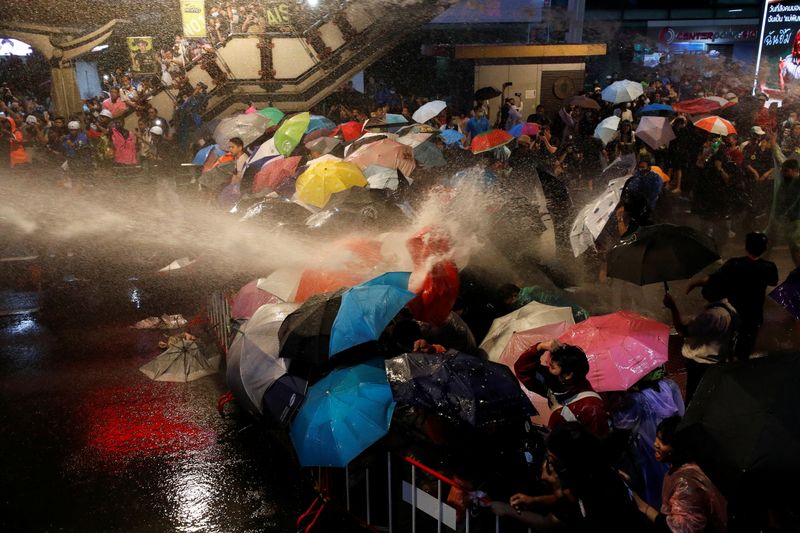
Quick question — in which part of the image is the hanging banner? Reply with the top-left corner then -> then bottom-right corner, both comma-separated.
127,37 -> 158,74
755,0 -> 800,98
181,0 -> 208,38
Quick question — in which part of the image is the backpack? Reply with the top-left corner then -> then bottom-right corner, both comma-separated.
706,301 -> 740,362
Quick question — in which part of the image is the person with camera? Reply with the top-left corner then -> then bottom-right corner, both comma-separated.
504,95 -> 524,131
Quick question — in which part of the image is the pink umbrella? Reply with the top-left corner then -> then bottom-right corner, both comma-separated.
497,321 -> 570,426
521,122 -> 540,136
252,155 -> 302,193
230,279 -> 283,320
558,311 -> 669,392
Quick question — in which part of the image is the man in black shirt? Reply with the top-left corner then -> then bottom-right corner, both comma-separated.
688,232 -> 779,359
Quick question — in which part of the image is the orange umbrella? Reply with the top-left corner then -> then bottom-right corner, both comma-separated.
252,155 -> 302,193
345,138 -> 416,177
470,129 -> 514,154
651,165 -> 670,184
693,116 -> 736,136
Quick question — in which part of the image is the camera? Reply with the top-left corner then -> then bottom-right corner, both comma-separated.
514,92 -> 522,97
503,82 -> 513,88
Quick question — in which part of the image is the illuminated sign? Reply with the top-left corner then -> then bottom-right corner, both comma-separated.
755,0 -> 800,97
657,26 -> 758,44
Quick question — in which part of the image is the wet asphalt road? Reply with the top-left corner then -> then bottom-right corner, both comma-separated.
0,260 -> 311,532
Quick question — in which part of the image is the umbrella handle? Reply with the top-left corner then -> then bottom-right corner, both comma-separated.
663,280 -> 670,293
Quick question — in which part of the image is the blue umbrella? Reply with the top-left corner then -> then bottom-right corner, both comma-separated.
307,115 -> 337,134
191,144 -> 226,166
508,123 -> 524,137
290,360 -> 396,467
440,129 -> 465,146
639,103 -> 674,115
329,272 -> 414,356
384,113 -> 408,124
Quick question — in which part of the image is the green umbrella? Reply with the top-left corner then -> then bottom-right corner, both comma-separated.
257,107 -> 285,126
274,112 -> 310,156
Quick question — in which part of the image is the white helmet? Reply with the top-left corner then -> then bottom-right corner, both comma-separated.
99,109 -> 114,119
67,121 -> 81,130
25,115 -> 38,125
149,125 -> 163,136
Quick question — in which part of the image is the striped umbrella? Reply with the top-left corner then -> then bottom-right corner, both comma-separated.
693,116 -> 736,136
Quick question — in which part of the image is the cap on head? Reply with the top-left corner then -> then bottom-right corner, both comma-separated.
67,121 -> 80,130
149,125 -> 163,136
99,109 -> 113,119
751,126 -> 766,136
25,115 -> 38,125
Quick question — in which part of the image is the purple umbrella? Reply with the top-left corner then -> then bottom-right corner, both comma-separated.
231,279 -> 284,320
770,267 -> 800,320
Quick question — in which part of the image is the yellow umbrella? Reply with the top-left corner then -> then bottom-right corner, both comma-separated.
295,161 -> 368,208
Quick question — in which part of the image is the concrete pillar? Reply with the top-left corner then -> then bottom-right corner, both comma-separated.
566,0 -> 585,44
50,62 -> 84,118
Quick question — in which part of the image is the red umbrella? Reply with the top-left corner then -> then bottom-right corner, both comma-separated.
693,116 -> 736,136
407,259 -> 459,326
673,97 -> 734,115
230,280 -> 282,320
329,121 -> 364,142
557,311 -> 669,392
470,129 -> 514,154
252,155 -> 302,193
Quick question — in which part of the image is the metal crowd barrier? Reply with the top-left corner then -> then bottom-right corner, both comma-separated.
207,290 -> 232,354
303,452 -> 534,533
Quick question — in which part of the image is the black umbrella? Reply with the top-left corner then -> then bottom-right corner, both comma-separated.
384,350 -> 536,429
305,187 -> 408,234
678,352 -> 800,499
475,86 -> 502,101
607,224 -> 719,290
278,290 -> 344,374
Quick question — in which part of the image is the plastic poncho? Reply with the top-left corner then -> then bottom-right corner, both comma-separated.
661,463 -> 728,533
5,118 -> 29,167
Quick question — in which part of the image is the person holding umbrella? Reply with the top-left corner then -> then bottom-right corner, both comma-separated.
662,279 -> 739,403
630,416 -> 728,532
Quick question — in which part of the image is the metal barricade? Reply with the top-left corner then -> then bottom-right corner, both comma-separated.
207,290 -> 232,354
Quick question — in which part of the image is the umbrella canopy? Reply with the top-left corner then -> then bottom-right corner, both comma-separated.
226,302 -> 304,420
237,196 -> 311,227
258,269 -> 302,302
198,160 -> 235,191
257,106 -> 285,125
330,121 -> 364,142
385,350 -> 536,428
291,360 -> 395,467
470,129 -> 514,154
275,112 -> 311,156
412,100 -> 447,124
558,311 -> 669,392
770,268 -> 800,320
248,137 -> 280,169
295,161 -> 368,208
396,123 -> 439,136
384,113 -> 408,124
693,116 -> 736,137
329,272 -> 415,356
252,155 -> 302,194
410,139 -> 447,167
213,113 -> 270,147
278,290 -> 343,370
639,103 -> 674,116
635,116 -> 676,150
566,95 -> 601,110
601,80 -> 644,104
569,176 -> 628,257
475,86 -> 502,100
191,144 -> 226,166
678,352 -> 800,496
607,224 -> 720,286
673,97 -> 733,115
521,122 -> 540,136
230,279 -> 284,320
439,128 -> 465,146
345,138 -> 416,177
364,165 -> 402,191
140,338 -> 220,382
594,116 -> 620,145
307,115 -> 336,133
480,300 -> 575,362
305,136 -> 341,156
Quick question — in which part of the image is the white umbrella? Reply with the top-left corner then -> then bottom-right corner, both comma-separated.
601,80 -> 644,104
635,116 -> 676,150
213,112 -> 270,147
480,301 -> 575,362
594,116 -> 620,145
364,165 -> 401,191
140,338 -> 220,382
411,100 -> 447,124
569,176 -> 628,257
257,269 -> 303,302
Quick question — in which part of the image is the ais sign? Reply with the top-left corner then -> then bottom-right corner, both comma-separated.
756,0 -> 800,97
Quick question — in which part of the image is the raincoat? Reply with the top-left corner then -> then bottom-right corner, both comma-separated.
660,463 -> 727,533
5,118 -> 29,167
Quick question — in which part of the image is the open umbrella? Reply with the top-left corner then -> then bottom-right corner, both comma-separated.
258,269 -> 302,302
558,311 -> 669,392
275,112 -> 311,156
770,267 -> 800,320
412,100 -> 447,124
345,138 -> 416,177
191,144 -> 226,166
567,95 -> 601,110
307,115 -> 336,134
385,350 -> 536,428
363,165 -> 402,191
673,97 -> 734,115
278,290 -> 343,371
329,272 -> 415,356
213,112 -> 270,147
607,224 -> 720,289
295,161 -> 368,208
635,116 -> 676,150
247,137 -> 280,171
601,80 -> 644,104
291,360 -> 395,467
693,116 -> 736,137
678,352 -> 800,497
140,337 -> 220,382
569,176 -> 628,257
396,124 -> 439,136
480,300 -> 575,362
638,103 -> 674,116
475,86 -> 502,100
257,106 -> 285,126
470,129 -> 514,154
226,302 -> 304,420
330,121 -> 364,142
230,279 -> 284,320
305,136 -> 341,157
439,128 -> 465,146
594,116 -> 620,145
252,155 -> 302,194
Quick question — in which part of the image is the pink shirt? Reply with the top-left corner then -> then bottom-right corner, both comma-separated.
102,98 -> 128,118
